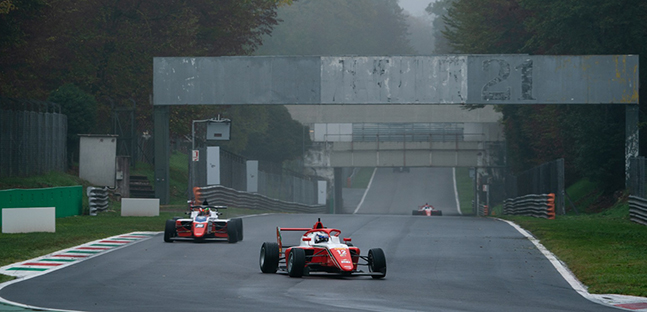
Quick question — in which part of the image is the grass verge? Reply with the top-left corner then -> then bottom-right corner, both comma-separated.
350,168 -> 375,189
0,151 -> 268,284
131,151 -> 190,205
495,176 -> 647,297
498,202 -> 647,296
455,167 -> 475,214
0,204 -> 268,284
454,168 -> 647,296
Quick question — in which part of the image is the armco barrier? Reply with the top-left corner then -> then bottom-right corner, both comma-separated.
629,195 -> 647,226
87,186 -> 109,216
193,185 -> 326,214
0,186 -> 82,225
503,193 -> 556,219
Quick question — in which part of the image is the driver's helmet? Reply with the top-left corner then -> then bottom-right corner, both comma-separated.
204,207 -> 210,216
315,233 -> 329,243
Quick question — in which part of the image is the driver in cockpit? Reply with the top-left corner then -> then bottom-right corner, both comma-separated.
315,233 -> 329,243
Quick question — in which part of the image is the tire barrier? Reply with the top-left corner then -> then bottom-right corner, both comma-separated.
629,196 -> 647,226
503,193 -> 556,219
478,204 -> 489,216
193,185 -> 327,214
87,187 -> 110,216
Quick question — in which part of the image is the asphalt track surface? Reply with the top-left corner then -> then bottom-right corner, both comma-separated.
0,168 -> 624,311
355,168 -> 459,215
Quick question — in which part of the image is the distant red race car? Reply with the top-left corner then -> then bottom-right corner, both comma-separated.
259,218 -> 386,278
412,203 -> 442,216
163,200 -> 243,243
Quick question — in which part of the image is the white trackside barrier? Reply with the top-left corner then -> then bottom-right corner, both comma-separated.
2,207 -> 56,233
121,198 -> 159,216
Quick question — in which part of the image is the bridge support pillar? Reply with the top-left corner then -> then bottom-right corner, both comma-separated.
334,167 -> 343,214
154,105 -> 170,204
627,104 -> 640,188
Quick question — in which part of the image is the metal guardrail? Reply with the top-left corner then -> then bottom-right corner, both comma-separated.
629,195 -> 647,226
629,157 -> 646,198
190,148 -> 320,205
506,159 -> 565,215
193,185 -> 327,214
503,193 -> 556,219
87,187 -> 110,216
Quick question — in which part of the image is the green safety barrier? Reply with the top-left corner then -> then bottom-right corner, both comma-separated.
0,186 -> 83,225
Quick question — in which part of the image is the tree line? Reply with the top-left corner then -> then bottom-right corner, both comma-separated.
433,0 -> 647,194
5,0 -> 636,196
1,0 -> 417,165
0,0 -> 311,163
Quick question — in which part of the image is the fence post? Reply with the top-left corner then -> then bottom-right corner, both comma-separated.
556,158 -> 565,215
626,104 -> 640,189
629,157 -> 646,198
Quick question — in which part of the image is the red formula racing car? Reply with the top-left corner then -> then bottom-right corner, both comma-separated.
163,200 -> 243,243
259,218 -> 386,278
412,203 -> 442,216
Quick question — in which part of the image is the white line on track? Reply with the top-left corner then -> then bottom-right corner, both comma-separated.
452,167 -> 462,216
0,232 -> 157,312
354,167 -> 377,214
499,218 -> 647,311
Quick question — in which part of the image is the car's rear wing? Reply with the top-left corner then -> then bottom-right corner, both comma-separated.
276,227 -> 310,253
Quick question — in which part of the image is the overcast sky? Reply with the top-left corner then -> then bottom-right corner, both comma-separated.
399,0 -> 434,16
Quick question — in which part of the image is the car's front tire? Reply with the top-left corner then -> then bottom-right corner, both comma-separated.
259,242 -> 279,273
227,221 -> 239,243
164,220 -> 176,243
287,248 -> 306,278
368,248 -> 386,279
232,218 -> 244,241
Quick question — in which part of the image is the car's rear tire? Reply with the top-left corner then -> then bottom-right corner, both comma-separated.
259,242 -> 279,273
164,220 -> 176,243
227,220 -> 239,243
287,248 -> 306,278
368,248 -> 386,279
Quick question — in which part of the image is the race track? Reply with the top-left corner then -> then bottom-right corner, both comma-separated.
355,167 -> 459,215
0,168 -> 623,311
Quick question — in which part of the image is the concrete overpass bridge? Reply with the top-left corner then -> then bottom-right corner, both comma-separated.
287,105 -> 503,169
152,55 -> 638,205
